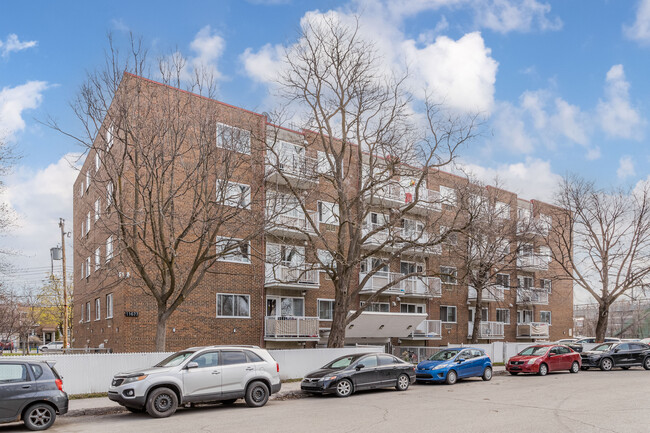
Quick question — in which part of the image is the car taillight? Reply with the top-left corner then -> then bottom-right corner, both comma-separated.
276,362 -> 279,373
55,379 -> 64,392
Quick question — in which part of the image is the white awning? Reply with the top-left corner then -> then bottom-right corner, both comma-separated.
344,311 -> 427,338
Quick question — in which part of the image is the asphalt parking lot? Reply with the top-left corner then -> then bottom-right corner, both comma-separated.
3,369 -> 650,433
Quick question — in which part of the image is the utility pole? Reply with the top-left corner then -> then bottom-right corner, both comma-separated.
59,218 -> 68,349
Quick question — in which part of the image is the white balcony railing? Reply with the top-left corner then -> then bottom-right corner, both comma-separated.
365,183 -> 442,213
266,152 -> 319,184
266,211 -> 317,236
468,321 -> 505,338
361,223 -> 392,246
265,264 -> 320,288
517,217 -> 551,236
468,286 -> 505,302
517,254 -> 550,271
408,320 -> 442,339
264,316 -> 320,339
359,272 -> 441,297
517,322 -> 550,339
516,287 -> 549,305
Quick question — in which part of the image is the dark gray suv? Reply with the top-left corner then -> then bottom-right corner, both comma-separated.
0,360 -> 68,431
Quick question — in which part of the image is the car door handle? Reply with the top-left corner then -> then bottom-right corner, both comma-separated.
22,385 -> 31,389
245,367 -> 254,371
212,371 -> 220,375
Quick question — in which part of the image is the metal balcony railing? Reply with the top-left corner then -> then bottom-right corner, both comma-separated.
266,211 -> 317,236
266,152 -> 319,183
468,286 -> 505,302
516,287 -> 549,305
467,321 -> 505,338
359,273 -> 441,297
265,264 -> 320,288
517,218 -> 551,236
264,316 -> 320,339
517,322 -> 550,338
409,320 -> 442,338
517,254 -> 550,271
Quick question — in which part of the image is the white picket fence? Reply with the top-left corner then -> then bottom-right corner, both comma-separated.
6,346 -> 384,395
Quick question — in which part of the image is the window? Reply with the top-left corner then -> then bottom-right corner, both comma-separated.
266,297 -> 304,317
360,301 -> 390,312
80,261 -> 85,280
192,351 -> 220,368
401,218 -> 424,236
440,306 -> 457,323
95,152 -> 100,172
0,364 -> 28,383
95,298 -> 101,320
95,247 -> 101,271
217,181 -> 251,209
246,351 -> 264,363
85,170 -> 90,191
80,221 -> 84,239
378,354 -> 399,366
80,303 -> 84,323
495,201 -> 510,219
106,293 -> 113,319
106,124 -> 114,150
86,212 -> 91,235
106,182 -> 114,207
541,279 -> 552,293
85,302 -> 91,323
217,294 -> 250,318
440,266 -> 457,284
400,303 -> 425,314
496,273 -> 510,289
496,308 -> 510,324
80,181 -> 84,198
216,123 -> 251,154
266,243 -> 305,267
360,257 -> 388,274
400,261 -> 424,275
106,236 -> 113,262
518,276 -> 534,289
222,350 -> 248,365
359,355 -> 378,368
318,201 -> 339,225
517,309 -> 533,324
85,257 -> 91,278
540,311 -> 552,325
30,364 -> 43,380
439,186 -> 456,206
318,299 -> 334,320
216,237 -> 250,263
95,199 -> 101,221
317,249 -> 336,270
440,226 -> 458,245
469,307 -> 488,322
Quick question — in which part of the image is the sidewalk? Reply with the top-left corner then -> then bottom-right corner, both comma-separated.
65,366 -> 507,417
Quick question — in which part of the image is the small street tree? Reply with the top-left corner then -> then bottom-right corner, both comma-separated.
35,275 -> 73,343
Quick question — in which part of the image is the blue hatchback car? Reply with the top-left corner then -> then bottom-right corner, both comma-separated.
415,347 -> 492,385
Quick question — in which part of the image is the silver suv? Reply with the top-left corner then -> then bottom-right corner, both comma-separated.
108,345 -> 281,417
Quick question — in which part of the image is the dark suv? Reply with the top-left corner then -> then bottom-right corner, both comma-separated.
0,360 -> 68,431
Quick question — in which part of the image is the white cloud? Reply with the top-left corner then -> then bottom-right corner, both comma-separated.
491,101 -> 535,153
549,97 -> 588,146
0,81 -> 49,140
241,43 -> 285,84
596,64 -> 644,140
0,34 -> 37,57
189,26 -> 226,80
475,0 -> 562,33
617,155 -> 636,179
624,0 -> 650,44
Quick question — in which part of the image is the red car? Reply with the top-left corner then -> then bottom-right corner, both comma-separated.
0,341 -> 14,351
507,345 -> 581,376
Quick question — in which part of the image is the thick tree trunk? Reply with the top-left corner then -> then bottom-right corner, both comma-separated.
328,275 -> 351,348
155,307 -> 170,352
595,301 -> 610,343
470,285 -> 484,344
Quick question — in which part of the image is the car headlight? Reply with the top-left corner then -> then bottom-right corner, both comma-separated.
432,364 -> 447,370
321,375 -> 338,381
527,358 -> 537,365
121,374 -> 148,385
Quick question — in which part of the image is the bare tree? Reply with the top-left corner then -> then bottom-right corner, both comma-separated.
50,35 -> 266,351
0,287 -> 39,354
265,16 -> 478,347
550,176 -> 650,342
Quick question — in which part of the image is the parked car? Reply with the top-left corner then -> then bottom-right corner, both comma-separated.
641,338 -> 650,345
566,337 -> 620,353
0,341 -> 14,351
555,338 -> 578,344
108,345 -> 280,418
580,342 -> 650,371
301,353 -> 415,397
415,347 -> 492,385
507,345 -> 581,376
38,342 -> 63,352
0,360 -> 68,431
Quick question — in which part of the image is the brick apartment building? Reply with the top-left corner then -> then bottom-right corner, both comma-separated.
73,74 -> 574,352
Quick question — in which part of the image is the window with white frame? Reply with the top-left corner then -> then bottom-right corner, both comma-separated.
80,221 -> 85,240
360,301 -> 390,312
360,257 -> 388,275
79,181 -> 84,198
517,309 -> 533,324
317,249 -> 336,270
318,201 -> 339,225
216,293 -> 250,318
439,186 -> 456,206
440,226 -> 458,245
86,212 -> 91,235
106,124 -> 114,150
469,307 -> 488,322
216,123 -> 251,154
106,293 -> 113,319
495,201 -> 510,219
80,261 -> 85,280
518,275 -> 534,289
266,296 -> 304,317
440,266 -> 457,284
401,218 -> 424,237
217,180 -> 251,209
400,261 -> 424,275
440,305 -> 457,323
106,181 -> 114,207
95,248 -> 101,271
95,298 -> 101,321
518,206 -> 531,221
106,236 -> 113,262
216,237 -> 250,263
85,170 -> 90,191
95,152 -> 100,172
85,302 -> 90,323
400,303 -> 425,314
95,199 -> 101,221
318,299 -> 335,320
80,303 -> 84,323
541,279 -> 552,293
540,311 -> 552,325
539,246 -> 551,263
496,308 -> 510,324
496,273 -> 510,289
85,257 -> 91,278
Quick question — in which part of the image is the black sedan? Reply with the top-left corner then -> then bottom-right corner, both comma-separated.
301,353 -> 415,397
580,342 -> 650,371
567,337 -> 620,353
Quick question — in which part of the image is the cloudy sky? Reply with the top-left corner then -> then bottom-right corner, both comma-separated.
1,0 -> 650,294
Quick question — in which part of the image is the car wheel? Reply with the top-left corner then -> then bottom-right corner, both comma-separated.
395,374 -> 410,391
145,387 -> 178,418
245,381 -> 270,407
581,366 -> 590,371
335,379 -> 353,397
509,372 -> 519,376
482,366 -> 492,381
600,358 -> 613,371
23,403 -> 56,431
644,357 -> 650,370
221,399 -> 238,405
538,363 -> 548,376
125,406 -> 145,413
445,370 -> 457,385
570,362 -> 580,373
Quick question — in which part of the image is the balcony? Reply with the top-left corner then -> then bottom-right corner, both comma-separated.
468,286 -> 505,302
517,254 -> 549,272
266,211 -> 317,239
264,264 -> 320,290
265,152 -> 319,188
403,320 -> 442,340
359,272 -> 441,298
467,321 -> 505,339
517,322 -> 550,339
516,287 -> 549,305
364,183 -> 442,214
264,316 -> 320,341
517,217 -> 551,237
361,223 -> 395,250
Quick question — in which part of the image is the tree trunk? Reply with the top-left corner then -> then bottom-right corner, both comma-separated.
155,307 -> 170,352
595,301 -> 610,343
470,287 -> 483,344
328,276 -> 351,348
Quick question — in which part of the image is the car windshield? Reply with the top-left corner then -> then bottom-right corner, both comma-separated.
518,346 -> 549,356
323,355 -> 359,369
575,338 -> 591,344
427,350 -> 460,361
593,343 -> 614,352
154,351 -> 195,367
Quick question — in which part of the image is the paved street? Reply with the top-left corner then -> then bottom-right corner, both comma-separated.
3,369 -> 650,433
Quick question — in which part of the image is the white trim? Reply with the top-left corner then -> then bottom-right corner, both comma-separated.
106,293 -> 114,319
216,237 -> 251,264
440,305 -> 457,323
216,293 -> 251,318
95,298 -> 101,321
540,310 -> 552,325
317,298 -> 335,321
216,122 -> 251,155
496,308 -> 511,325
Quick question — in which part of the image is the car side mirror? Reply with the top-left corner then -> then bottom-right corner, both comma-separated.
613,348 -> 619,353
356,363 -> 365,370
456,358 -> 465,363
186,362 -> 199,369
